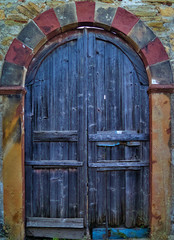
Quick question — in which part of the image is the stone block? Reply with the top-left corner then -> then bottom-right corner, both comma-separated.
1,37 -> 13,47
140,37 -> 169,67
54,2 -> 78,31
0,62 -> 26,86
17,2 -> 40,19
159,7 -> 174,17
17,5 -> 34,19
94,2 -> 117,30
147,60 -> 173,85
111,7 -> 139,35
76,1 -> 95,25
0,10 -> 5,20
128,20 -> 156,50
5,38 -> 33,68
17,20 -> 46,52
27,2 -> 40,15
34,9 -> 61,39
6,13 -> 28,23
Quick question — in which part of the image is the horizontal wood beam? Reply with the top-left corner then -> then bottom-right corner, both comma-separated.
33,130 -> 78,142
26,217 -> 84,228
89,133 -> 149,142
26,228 -> 84,239
88,162 -> 149,168
25,160 -> 83,167
96,141 -> 141,147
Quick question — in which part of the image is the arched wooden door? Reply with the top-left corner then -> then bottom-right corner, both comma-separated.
25,29 -> 149,239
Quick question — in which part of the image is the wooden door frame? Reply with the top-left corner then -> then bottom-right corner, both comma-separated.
0,2 -> 173,239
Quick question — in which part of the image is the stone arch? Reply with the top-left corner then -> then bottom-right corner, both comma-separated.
0,1 -> 173,239
0,1 -> 173,86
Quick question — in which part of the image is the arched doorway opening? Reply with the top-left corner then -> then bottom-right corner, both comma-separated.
25,28 -> 150,239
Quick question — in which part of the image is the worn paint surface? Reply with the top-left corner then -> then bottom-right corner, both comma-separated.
2,94 -> 24,239
92,228 -> 149,239
150,93 -> 171,235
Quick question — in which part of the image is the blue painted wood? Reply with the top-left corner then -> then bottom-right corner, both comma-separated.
92,228 -> 149,239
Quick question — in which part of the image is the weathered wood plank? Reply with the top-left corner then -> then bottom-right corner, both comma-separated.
50,169 -> 59,218
25,166 -> 33,217
26,228 -> 84,239
32,169 -> 50,217
88,162 -> 149,168
26,217 -> 84,228
109,171 -> 125,226
68,169 -> 78,218
125,170 -> 140,228
25,160 -> 83,167
57,169 -> 68,218
87,31 -> 97,226
89,133 -> 149,142
97,172 -> 106,225
33,131 -> 78,142
96,141 -> 141,147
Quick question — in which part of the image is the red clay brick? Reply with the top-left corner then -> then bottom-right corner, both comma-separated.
76,1 -> 95,24
140,37 -> 169,67
5,38 -> 33,68
111,8 -> 139,35
34,9 -> 61,38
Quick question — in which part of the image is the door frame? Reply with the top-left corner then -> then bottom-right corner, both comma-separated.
0,2 -> 173,239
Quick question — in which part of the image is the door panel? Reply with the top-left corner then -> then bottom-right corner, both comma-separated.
25,33 -> 86,227
87,31 -> 149,229
25,29 -> 149,238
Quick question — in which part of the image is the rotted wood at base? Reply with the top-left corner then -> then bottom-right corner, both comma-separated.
26,227 -> 84,239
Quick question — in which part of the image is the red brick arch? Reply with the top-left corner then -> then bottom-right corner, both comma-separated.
0,2 -> 173,239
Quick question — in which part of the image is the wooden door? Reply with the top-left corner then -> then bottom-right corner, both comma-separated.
87,31 -> 149,239
25,29 -> 149,239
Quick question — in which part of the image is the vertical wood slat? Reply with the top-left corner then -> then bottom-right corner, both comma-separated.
109,171 -> 125,226
95,38 -> 106,226
68,40 -> 79,219
25,166 -> 33,217
76,30 -> 88,222
88,31 -> 97,225
50,169 -> 58,218
32,169 -> 50,217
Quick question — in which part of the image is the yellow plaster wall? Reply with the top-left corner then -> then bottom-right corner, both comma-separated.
151,93 -> 171,237
2,95 -> 24,239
